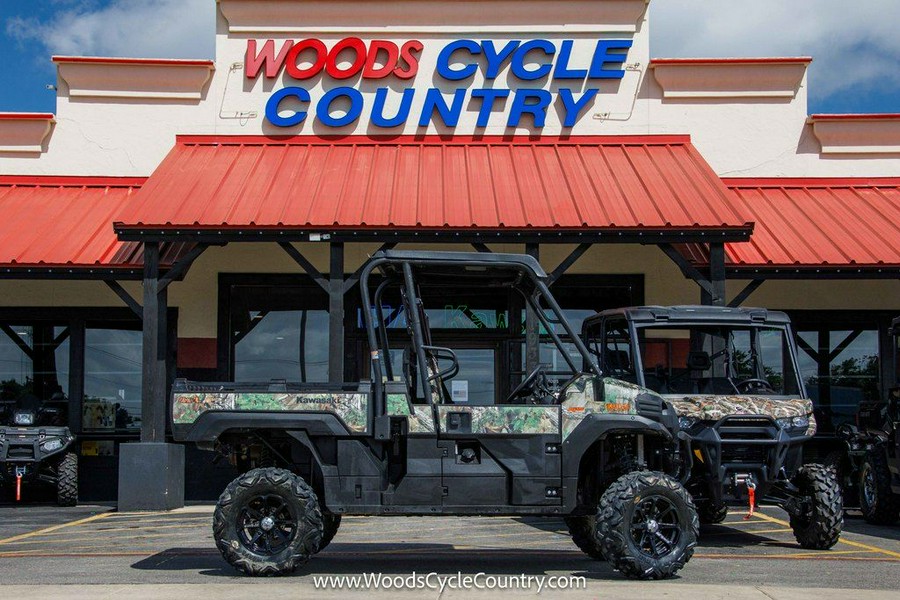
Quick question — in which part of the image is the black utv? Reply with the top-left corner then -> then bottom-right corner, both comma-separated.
173,251 -> 699,579
583,306 -> 842,549
843,316 -> 900,525
0,392 -> 78,506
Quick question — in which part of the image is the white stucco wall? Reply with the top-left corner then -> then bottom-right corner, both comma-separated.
0,0 -> 897,178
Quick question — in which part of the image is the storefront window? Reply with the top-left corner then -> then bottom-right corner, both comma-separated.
796,328 -> 880,433
83,328 -> 142,432
234,310 -> 330,382
227,282 -> 331,383
0,324 -> 70,424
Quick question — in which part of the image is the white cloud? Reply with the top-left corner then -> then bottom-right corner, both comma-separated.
649,0 -> 900,99
6,0 -> 213,60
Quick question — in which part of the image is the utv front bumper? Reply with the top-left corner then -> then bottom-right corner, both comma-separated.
679,415 -> 809,503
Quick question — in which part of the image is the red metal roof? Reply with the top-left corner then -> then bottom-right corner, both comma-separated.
0,176 -> 189,275
677,178 -> 900,272
115,135 -> 751,234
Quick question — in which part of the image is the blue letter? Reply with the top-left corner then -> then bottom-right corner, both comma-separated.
371,88 -> 415,128
508,89 -> 552,127
316,87 -> 364,127
511,40 -> 555,81
558,88 -> 597,126
265,87 -> 309,127
482,40 -> 520,78
471,89 -> 510,127
419,88 -> 467,127
588,40 -> 633,79
437,40 -> 482,80
554,41 -> 587,79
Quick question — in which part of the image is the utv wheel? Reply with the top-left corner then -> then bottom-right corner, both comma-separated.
565,515 -> 603,560
790,464 -> 843,550
56,452 -> 78,507
596,471 -> 698,580
697,502 -> 728,525
213,468 -> 323,576
317,514 -> 342,553
858,450 -> 900,525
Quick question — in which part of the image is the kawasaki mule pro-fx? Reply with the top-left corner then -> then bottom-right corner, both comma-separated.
173,251 -> 698,579
583,306 -> 843,550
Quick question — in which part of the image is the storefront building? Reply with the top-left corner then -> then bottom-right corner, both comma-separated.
0,0 -> 898,506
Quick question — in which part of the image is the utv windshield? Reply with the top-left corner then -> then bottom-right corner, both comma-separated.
595,322 -> 802,397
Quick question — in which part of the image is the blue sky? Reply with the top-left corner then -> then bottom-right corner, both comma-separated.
1,1 -> 898,114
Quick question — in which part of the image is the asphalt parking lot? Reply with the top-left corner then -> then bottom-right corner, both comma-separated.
0,504 -> 898,598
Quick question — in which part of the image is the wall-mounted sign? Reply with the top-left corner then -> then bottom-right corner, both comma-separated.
248,37 -> 632,129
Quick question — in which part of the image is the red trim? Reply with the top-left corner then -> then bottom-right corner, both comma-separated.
650,57 -> 812,66
177,338 -> 217,369
0,113 -> 54,121
809,113 -> 900,121
174,134 -> 694,146
0,175 -> 146,187
52,56 -> 214,67
724,177 -> 900,188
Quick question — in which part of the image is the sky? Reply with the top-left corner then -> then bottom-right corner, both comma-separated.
0,0 -> 898,114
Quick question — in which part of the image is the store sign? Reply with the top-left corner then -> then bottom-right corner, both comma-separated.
247,38 -> 632,128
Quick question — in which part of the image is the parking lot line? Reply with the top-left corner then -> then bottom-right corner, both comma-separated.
754,510 -> 900,560
0,512 -> 111,546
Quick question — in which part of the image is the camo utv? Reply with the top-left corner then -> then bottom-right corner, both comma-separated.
583,306 -> 843,550
173,251 -> 699,579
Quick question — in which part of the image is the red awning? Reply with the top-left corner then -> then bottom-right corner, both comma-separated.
677,178 -> 900,274
0,176 -> 191,276
114,135 -> 752,237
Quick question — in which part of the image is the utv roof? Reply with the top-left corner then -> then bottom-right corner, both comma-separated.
369,250 -> 547,279
587,305 -> 792,327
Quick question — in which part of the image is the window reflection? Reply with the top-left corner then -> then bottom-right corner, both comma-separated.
234,310 -> 329,383
83,328 -> 142,431
0,324 -> 69,425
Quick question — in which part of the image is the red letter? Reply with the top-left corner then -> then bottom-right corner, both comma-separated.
325,37 -> 367,79
245,39 -> 293,79
285,39 -> 328,80
363,40 -> 400,79
394,40 -> 423,80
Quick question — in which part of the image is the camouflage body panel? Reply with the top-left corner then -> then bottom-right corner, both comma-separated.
669,395 -> 816,436
561,375 -> 645,440
386,393 -> 435,433
172,391 -> 369,433
436,405 -> 559,435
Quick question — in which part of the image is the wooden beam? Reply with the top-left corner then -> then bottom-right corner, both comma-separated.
158,243 -> 209,291
548,243 -> 592,285
471,243 -> 492,253
728,279 -> 765,308
104,280 -> 143,319
0,323 -> 33,360
278,242 -> 329,292
658,243 -> 714,296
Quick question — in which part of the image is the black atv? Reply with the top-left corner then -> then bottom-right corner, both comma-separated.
583,306 -> 843,550
843,316 -> 900,525
0,395 -> 78,506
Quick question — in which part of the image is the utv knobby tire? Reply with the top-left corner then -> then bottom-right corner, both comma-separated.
790,464 -> 843,550
697,502 -> 728,525
596,471 -> 698,580
565,515 -> 604,560
213,468 -> 323,576
56,452 -> 78,507
317,514 -> 342,553
858,450 -> 900,525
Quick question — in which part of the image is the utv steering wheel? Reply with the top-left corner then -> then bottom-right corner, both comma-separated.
736,378 -> 776,394
507,365 -> 553,404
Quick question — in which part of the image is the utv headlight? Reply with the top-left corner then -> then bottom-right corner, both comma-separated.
13,412 -> 34,426
41,438 -> 63,452
678,416 -> 699,431
777,416 -> 810,430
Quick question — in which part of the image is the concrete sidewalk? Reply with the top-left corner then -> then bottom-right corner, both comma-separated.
3,583 -> 899,600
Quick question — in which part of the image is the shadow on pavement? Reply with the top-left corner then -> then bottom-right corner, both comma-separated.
842,512 -> 900,542
131,543 -> 637,581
